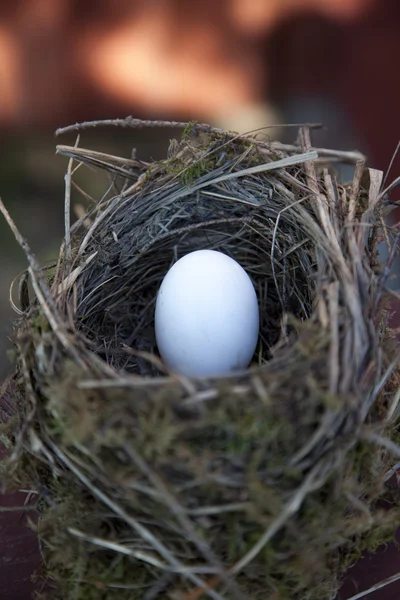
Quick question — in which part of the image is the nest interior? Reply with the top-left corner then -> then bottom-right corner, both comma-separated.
1,120 -> 400,600
75,133 -> 317,374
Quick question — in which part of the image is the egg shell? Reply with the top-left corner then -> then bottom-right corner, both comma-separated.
155,250 -> 259,377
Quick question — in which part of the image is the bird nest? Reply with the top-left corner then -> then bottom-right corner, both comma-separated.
1,118 -> 400,600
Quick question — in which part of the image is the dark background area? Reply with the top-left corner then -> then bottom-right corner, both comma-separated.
0,1 -> 399,598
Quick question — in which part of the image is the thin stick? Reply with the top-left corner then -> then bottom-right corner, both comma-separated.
55,116 -> 321,137
57,145 -> 142,179
377,174 -> 400,200
68,528 -> 218,574
328,281 -> 340,394
269,142 -> 366,164
0,504 -> 37,512
386,384 -> 400,423
348,160 -> 365,223
29,269 -> 85,368
55,117 -> 215,136
0,198 -> 44,276
64,135 -> 79,270
0,198 -> 85,366
9,269 -> 28,315
383,461 -> 400,482
362,431 -> 400,458
270,196 -> 309,310
374,230 -> 400,311
57,145 -> 148,167
383,139 -> 400,188
344,571 -> 400,600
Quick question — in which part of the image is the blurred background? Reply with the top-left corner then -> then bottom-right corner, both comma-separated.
0,0 -> 400,598
2,0 -> 400,377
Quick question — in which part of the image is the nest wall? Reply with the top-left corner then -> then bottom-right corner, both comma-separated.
0,120 -> 399,600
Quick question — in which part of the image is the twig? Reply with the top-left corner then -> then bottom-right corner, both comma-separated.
57,145 -> 142,179
57,145 -> 148,167
357,168 -> 384,248
344,571 -> 400,600
383,461 -> 400,482
269,142 -> 366,164
55,117 -> 212,136
374,230 -> 400,311
76,189 -> 130,259
362,431 -> 400,458
383,140 -> 400,188
360,355 -> 400,422
64,135 -> 79,270
68,528 -> 218,574
298,127 -> 337,248
0,198 -> 86,367
78,376 -> 174,389
28,269 -> 85,367
9,269 -> 28,315
186,503 -> 250,516
323,168 -> 340,237
55,116 -> 321,138
270,196 -> 309,310
56,251 -> 98,296
0,504 -> 37,512
74,579 -> 151,592
377,174 -> 400,200
386,384 -> 400,423
328,282 -> 340,394
348,160 -> 365,223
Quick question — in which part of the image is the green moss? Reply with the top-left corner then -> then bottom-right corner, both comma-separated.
46,413 -> 67,437
182,120 -> 198,137
180,160 -> 208,185
164,152 -> 218,186
32,309 -> 50,333
6,347 -> 17,363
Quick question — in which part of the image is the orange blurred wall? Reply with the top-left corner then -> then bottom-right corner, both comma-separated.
0,0 -> 375,130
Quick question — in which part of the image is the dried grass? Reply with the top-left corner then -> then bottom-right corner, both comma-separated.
0,119 -> 399,600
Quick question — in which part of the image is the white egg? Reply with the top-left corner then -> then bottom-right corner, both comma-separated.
155,250 -> 259,377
